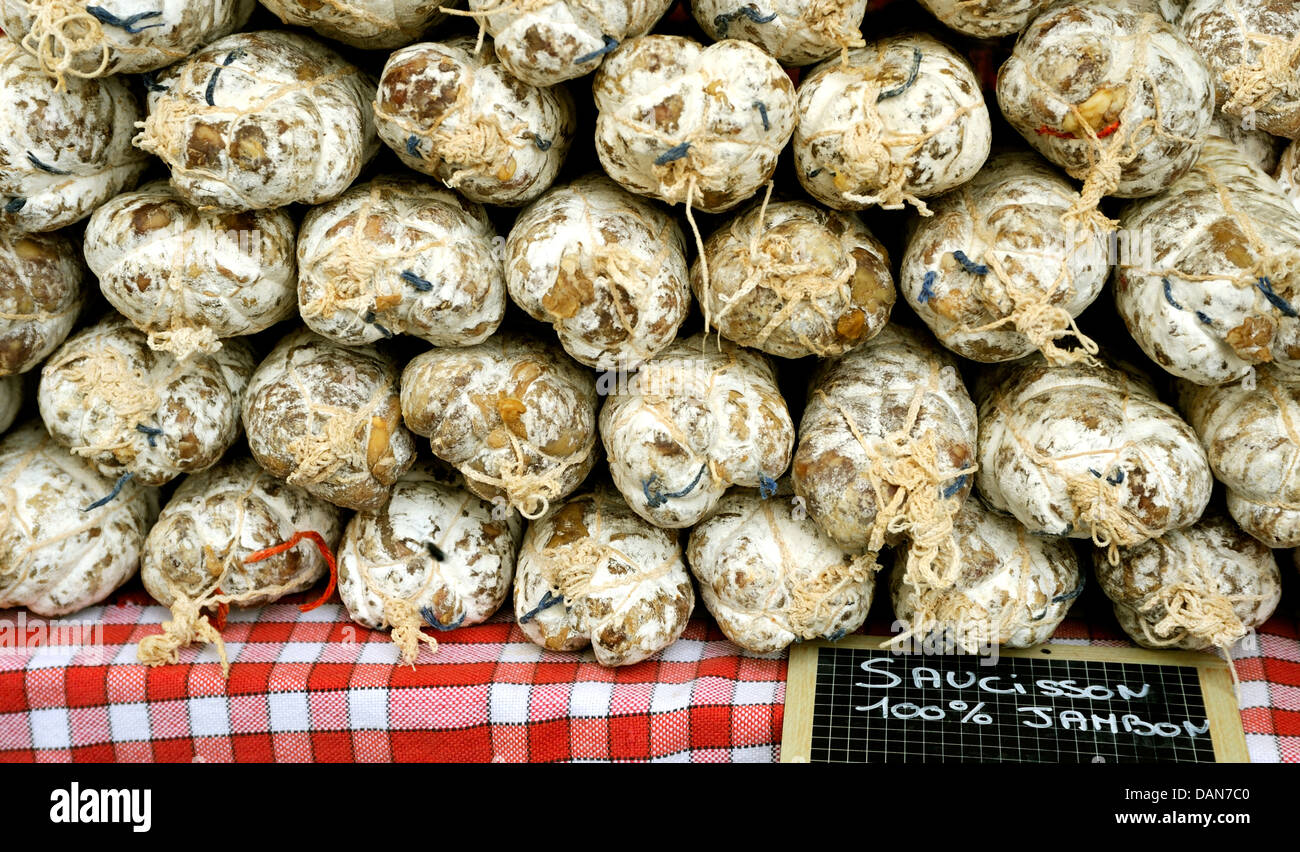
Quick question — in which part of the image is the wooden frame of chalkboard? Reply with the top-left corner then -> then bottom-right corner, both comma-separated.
781,636 -> 1248,763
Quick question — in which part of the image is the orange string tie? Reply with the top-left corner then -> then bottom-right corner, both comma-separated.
242,531 -> 338,613
211,587 -> 229,632
1035,119 -> 1120,140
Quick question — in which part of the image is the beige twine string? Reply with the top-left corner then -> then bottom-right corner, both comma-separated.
20,0 -> 112,89
1133,542 -> 1269,689
785,551 -> 878,641
44,342 -> 163,459
964,248 -> 1101,366
464,425 -> 595,520
148,326 -> 221,360
806,0 -> 867,67
819,362 -> 971,590
137,548 -> 311,677
1222,29 -> 1300,116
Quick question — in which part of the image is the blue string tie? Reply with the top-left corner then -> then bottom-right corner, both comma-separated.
518,589 -> 564,624
83,472 -> 132,512
3,198 -> 25,213
877,48 -> 922,101
135,424 -> 163,447
1257,276 -> 1297,318
420,608 -> 465,632
951,250 -> 988,275
758,474 -> 778,499
654,142 -> 691,166
86,6 -> 164,34
753,101 -> 769,131
643,463 -> 708,509
205,49 -> 243,106
574,34 -> 618,65
714,6 -> 777,37
400,270 -> 433,292
27,153 -> 69,175
426,542 -> 445,561
918,270 -> 937,304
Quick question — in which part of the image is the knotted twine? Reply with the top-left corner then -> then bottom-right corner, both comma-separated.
138,532 -> 336,676
942,181 -> 1102,365
43,341 -> 165,460
890,524 -> 1068,652
1221,29 -> 1300,117
705,183 -> 871,356
992,379 -> 1160,566
17,0 -> 184,89
1129,542 -> 1269,687
818,360 -> 973,591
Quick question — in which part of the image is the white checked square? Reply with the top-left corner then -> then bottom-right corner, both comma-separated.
276,643 -> 322,664
649,681 -> 693,714
1246,733 -> 1279,764
26,645 -> 78,669
108,702 -> 150,742
499,642 -> 544,663
489,682 -> 531,725
733,680 -> 777,707
569,681 -> 614,718
267,691 -> 310,733
358,642 -> 401,664
651,750 -> 690,763
659,639 -> 705,663
188,697 -> 230,738
29,707 -> 71,749
731,745 -> 773,763
348,689 -> 388,730
1236,679 -> 1270,709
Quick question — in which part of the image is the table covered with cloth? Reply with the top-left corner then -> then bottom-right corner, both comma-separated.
0,583 -> 1296,763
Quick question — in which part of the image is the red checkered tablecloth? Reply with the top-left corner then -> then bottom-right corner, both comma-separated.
1,586 -> 1296,763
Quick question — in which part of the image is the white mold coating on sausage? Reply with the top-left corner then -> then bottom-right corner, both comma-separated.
915,0 -> 1050,38
977,357 -> 1213,548
600,333 -> 794,529
39,315 -> 255,487
794,32 -> 991,213
260,0 -> 446,50
141,456 -> 341,608
792,324 -> 978,557
0,227 -> 84,376
0,421 -> 159,616
0,41 -> 148,232
1,0 -> 253,77
337,465 -> 523,636
892,495 -> 1080,651
374,37 -> 576,207
694,198 -> 895,359
135,30 -> 379,211
996,0 -> 1213,199
593,35 -> 796,213
85,181 -> 297,360
900,152 -> 1109,363
691,0 -> 869,66
400,334 -> 598,519
242,328 -> 416,512
513,487 -> 694,666
506,174 -> 689,370
687,484 -> 876,653
1182,0 -> 1300,140
298,176 -> 506,348
1179,366 -> 1300,548
1095,513 -> 1281,652
468,0 -> 674,86
1115,135 -> 1300,387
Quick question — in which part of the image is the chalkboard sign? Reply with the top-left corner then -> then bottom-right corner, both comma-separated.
781,637 -> 1247,763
